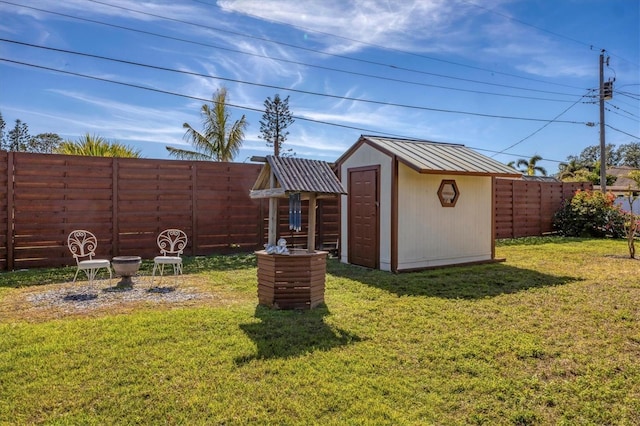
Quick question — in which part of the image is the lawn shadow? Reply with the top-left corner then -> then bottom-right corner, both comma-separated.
63,292 -> 99,302
327,260 -> 581,300
236,304 -> 361,364
147,286 -> 176,294
496,236 -> 592,247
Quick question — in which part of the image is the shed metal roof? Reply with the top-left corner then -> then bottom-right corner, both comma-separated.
250,155 -> 346,198
521,175 -> 559,182
338,135 -> 522,177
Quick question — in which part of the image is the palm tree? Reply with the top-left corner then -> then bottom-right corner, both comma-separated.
55,134 -> 141,157
167,87 -> 247,161
516,155 -> 547,176
557,158 -> 585,180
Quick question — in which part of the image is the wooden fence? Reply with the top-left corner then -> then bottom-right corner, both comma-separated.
494,178 -> 592,239
0,152 -> 339,270
0,152 -> 591,271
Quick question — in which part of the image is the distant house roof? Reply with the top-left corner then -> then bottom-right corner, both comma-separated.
250,155 -> 346,199
594,166 -> 640,193
521,175 -> 559,182
336,135 -> 522,177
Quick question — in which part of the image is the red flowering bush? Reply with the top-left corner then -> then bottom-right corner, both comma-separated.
553,190 -> 626,238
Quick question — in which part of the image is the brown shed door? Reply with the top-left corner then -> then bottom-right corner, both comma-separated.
348,167 -> 379,269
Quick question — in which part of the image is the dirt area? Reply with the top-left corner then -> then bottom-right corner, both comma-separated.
0,274 -> 244,322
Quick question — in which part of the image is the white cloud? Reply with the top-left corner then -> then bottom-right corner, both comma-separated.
480,20 -> 592,78
39,90 -> 188,144
217,0 -> 512,55
8,0 -> 208,23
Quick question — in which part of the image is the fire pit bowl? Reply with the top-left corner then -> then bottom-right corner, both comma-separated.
111,256 -> 142,288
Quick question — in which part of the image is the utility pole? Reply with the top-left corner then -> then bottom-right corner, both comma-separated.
599,49 -> 607,192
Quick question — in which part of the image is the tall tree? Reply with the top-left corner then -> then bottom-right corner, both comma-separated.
569,143 -> 620,169
55,134 -> 141,157
7,119 -> 30,152
617,142 -> 640,168
28,133 -> 63,154
0,112 -> 6,151
516,155 -> 547,176
259,94 -> 294,157
168,87 -> 247,162
0,112 -> 63,153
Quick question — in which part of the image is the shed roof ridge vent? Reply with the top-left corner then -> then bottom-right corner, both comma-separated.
362,135 -> 465,147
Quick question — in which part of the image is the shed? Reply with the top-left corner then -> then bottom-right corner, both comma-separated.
335,135 -> 522,272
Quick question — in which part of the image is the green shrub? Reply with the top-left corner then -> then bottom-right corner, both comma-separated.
553,190 -> 626,238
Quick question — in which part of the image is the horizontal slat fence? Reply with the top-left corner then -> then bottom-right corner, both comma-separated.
0,152 -> 594,270
1,152 -> 338,270
12,154 -> 115,269
0,151 -> 8,271
495,179 -> 592,239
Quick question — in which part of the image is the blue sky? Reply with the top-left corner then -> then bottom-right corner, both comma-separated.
0,0 -> 638,174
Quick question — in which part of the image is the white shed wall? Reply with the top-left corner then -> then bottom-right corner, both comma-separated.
339,143 -> 393,271
397,164 -> 493,270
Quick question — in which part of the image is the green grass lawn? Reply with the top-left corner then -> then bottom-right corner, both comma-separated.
1,237 -> 639,425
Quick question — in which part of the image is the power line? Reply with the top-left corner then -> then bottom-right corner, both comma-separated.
460,0 -> 640,68
0,58 -> 411,138
472,147 -> 565,164
189,0 -> 587,91
0,62 -> 574,168
0,1 -> 586,99
86,0 -> 590,91
462,0 -> 592,48
0,56 -> 591,126
0,1 -> 624,170
605,124 -> 640,140
618,91 -> 640,102
606,105 -> 640,121
1,54 -> 575,166
491,91 -> 593,156
0,38 -> 580,105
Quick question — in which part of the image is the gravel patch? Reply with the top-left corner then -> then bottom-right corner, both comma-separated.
23,276 -> 210,315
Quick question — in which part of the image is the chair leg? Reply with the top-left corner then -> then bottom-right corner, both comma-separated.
152,264 -> 166,285
87,267 -> 112,286
84,268 -> 98,286
73,268 -> 80,284
173,263 -> 179,286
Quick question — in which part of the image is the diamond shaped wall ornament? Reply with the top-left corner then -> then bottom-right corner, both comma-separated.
438,179 -> 459,207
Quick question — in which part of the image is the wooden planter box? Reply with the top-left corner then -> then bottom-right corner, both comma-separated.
256,250 -> 327,309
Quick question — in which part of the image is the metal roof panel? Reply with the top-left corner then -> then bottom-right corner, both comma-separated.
266,155 -> 346,195
361,136 -> 521,176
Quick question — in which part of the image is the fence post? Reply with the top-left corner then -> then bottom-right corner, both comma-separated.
6,152 -> 14,271
537,182 -> 543,236
112,157 -> 119,257
191,162 -> 198,255
511,180 -> 516,238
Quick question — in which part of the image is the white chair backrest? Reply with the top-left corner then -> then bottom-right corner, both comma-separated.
157,229 -> 188,257
68,230 -> 99,263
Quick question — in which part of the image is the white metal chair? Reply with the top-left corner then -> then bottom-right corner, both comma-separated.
152,229 -> 187,285
67,230 -> 112,285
